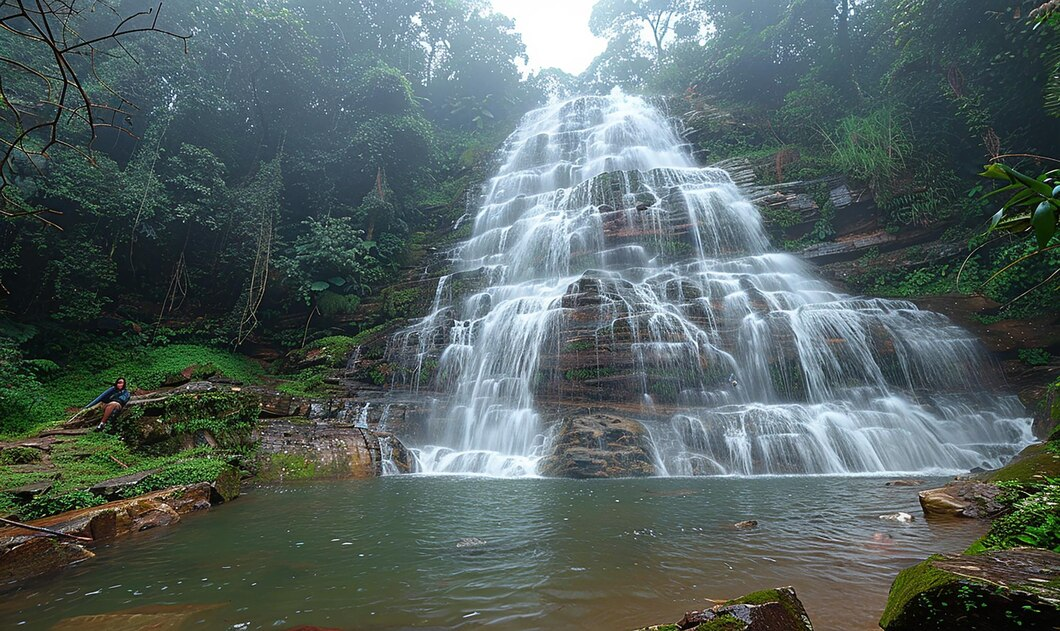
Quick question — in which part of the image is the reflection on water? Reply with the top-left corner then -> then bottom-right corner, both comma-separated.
1,477 -> 985,631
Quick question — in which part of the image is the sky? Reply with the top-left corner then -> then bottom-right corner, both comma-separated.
489,0 -> 607,75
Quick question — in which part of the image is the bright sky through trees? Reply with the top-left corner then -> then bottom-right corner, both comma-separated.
489,0 -> 606,74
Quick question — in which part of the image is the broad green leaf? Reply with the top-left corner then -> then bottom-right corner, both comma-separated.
310,281 -> 330,292
1003,164 -> 1054,196
1001,188 -> 1039,211
1031,201 -> 1058,249
982,183 -> 1021,199
980,163 -> 1011,180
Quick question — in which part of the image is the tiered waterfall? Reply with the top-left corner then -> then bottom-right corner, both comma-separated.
388,93 -> 1033,477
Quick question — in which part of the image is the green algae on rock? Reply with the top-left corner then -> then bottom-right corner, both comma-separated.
880,549 -> 1060,631
634,586 -> 815,631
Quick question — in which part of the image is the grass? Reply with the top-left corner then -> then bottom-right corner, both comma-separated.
2,343 -> 263,440
0,430 -> 244,520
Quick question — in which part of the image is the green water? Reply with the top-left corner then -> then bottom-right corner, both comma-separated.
1,476 -> 984,630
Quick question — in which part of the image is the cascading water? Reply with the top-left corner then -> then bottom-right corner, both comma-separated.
389,92 -> 1033,477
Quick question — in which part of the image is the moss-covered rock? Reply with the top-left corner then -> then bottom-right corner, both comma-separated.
115,384 -> 261,455
976,442 -> 1060,484
209,465 -> 241,503
634,586 -> 814,630
880,549 -> 1060,630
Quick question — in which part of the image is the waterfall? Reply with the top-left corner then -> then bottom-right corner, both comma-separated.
388,92 -> 1033,477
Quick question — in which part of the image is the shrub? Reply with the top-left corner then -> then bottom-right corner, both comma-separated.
121,459 -> 233,498
0,446 -> 42,465
20,490 -> 106,520
980,481 -> 1060,553
1018,348 -> 1052,366
824,107 -> 913,194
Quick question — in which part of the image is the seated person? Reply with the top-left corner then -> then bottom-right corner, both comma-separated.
87,377 -> 131,431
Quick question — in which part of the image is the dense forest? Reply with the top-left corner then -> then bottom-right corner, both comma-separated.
1,3 -> 1060,628
0,0 -> 1058,434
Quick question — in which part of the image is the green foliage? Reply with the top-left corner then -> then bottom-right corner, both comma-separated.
278,216 -> 384,304
1018,348 -> 1053,366
981,163 -> 1060,250
856,265 -> 961,299
19,490 -> 106,521
565,367 -> 618,381
0,446 -> 42,465
121,459 -> 233,498
382,287 -> 423,319
162,391 -> 260,445
979,480 -> 1060,553
824,108 -> 913,194
0,335 -> 262,439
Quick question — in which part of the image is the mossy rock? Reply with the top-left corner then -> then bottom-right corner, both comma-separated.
880,550 -> 1060,630
255,452 -> 320,482
634,586 -> 813,631
118,387 -> 261,455
977,443 -> 1060,484
209,465 -> 241,504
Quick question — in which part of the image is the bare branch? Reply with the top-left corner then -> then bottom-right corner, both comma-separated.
0,0 -> 189,221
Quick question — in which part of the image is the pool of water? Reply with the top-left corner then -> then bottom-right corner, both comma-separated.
1,476 -> 985,630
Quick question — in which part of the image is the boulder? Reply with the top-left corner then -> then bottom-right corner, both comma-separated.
127,500 -> 180,531
886,479 -> 925,487
635,586 -> 814,631
209,466 -> 241,503
164,482 -> 213,515
918,481 -> 1004,518
538,414 -> 656,479
880,549 -> 1060,630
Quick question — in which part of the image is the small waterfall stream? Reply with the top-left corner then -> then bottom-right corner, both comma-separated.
389,93 -> 1033,477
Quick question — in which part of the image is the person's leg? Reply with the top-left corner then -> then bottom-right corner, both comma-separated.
98,402 -> 122,429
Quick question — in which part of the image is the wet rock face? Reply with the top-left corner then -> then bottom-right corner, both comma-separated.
880,549 -> 1060,631
538,414 -> 655,479
918,481 -> 1004,518
255,420 -> 381,480
636,586 -> 815,631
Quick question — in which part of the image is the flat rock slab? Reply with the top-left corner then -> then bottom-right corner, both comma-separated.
881,548 -> 1060,630
6,480 -> 53,501
89,469 -> 160,500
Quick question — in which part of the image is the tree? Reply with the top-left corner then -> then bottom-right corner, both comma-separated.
0,0 -> 188,221
590,0 -> 704,65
